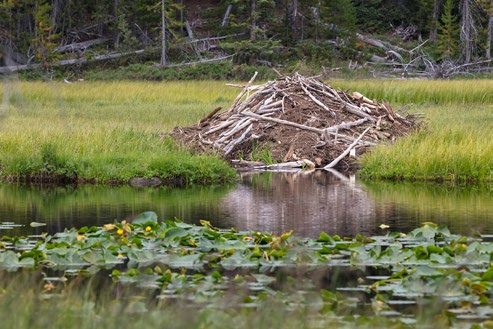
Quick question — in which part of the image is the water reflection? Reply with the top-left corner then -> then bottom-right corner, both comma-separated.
217,171 -> 384,236
0,172 -> 492,237
0,184 -> 231,235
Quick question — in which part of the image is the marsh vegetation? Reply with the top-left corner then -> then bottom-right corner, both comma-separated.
0,79 -> 491,183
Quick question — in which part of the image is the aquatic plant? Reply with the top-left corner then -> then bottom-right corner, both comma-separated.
2,215 -> 493,326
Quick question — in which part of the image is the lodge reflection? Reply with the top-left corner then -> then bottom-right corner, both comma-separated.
217,171 -> 388,237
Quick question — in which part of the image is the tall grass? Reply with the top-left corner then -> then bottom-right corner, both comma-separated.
0,81 -> 237,184
331,79 -> 493,105
1,79 -> 492,183
332,80 -> 493,181
359,104 -> 493,182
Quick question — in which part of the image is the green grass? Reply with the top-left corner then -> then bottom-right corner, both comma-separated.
0,81 -> 237,185
331,79 -> 493,105
1,79 -> 492,184
359,104 -> 493,182
332,80 -> 493,182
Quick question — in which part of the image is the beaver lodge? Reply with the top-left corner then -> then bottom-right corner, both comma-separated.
173,72 -> 419,170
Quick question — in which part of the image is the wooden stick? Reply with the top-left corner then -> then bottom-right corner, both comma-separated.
224,124 -> 252,155
199,107 -> 222,125
228,72 -> 258,112
323,127 -> 371,169
242,111 -> 323,134
298,80 -> 336,116
204,118 -> 237,135
325,118 -> 368,132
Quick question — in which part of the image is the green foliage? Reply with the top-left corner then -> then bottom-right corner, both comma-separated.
436,0 -> 460,59
295,40 -> 336,65
250,143 -> 274,164
32,1 -> 59,69
2,219 -> 493,326
1,0 -> 492,69
415,0 -> 435,32
85,62 -> 277,81
222,39 -> 282,65
352,0 -> 392,32
321,0 -> 357,41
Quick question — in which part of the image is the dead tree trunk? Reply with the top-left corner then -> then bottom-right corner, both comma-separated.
222,4 -> 233,27
488,0 -> 493,59
113,0 -> 121,48
250,0 -> 257,41
287,0 -> 299,40
0,49 -> 147,74
51,0 -> 64,31
429,0 -> 443,43
161,0 -> 167,66
460,0 -> 474,63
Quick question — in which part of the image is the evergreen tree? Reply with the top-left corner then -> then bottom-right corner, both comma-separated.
437,0 -> 459,59
32,1 -> 59,69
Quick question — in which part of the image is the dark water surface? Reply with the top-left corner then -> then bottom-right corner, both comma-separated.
1,171 -> 492,237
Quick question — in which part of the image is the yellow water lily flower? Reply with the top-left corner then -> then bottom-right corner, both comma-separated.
117,229 -> 124,235
76,234 -> 86,242
145,226 -> 152,232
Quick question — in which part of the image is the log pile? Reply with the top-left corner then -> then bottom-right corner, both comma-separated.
173,72 -> 419,170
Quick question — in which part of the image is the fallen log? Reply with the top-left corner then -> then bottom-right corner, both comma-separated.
0,49 -> 147,74
55,38 -> 110,53
356,33 -> 408,55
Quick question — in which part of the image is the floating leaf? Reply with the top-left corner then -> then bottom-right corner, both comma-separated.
132,211 -> 158,225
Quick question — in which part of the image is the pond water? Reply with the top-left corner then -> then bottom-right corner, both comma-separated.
0,171 -> 492,237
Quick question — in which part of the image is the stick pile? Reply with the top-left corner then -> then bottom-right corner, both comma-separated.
173,73 -> 419,170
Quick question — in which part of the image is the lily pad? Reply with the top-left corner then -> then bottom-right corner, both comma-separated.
132,211 -> 158,225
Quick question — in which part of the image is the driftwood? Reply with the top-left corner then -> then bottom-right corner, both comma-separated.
323,127 -> 371,169
173,73 -> 418,170
252,159 -> 316,170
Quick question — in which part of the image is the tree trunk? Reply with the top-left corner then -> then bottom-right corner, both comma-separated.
0,49 -> 147,74
222,4 -> 233,27
114,0 -> 121,48
51,0 -> 63,32
460,0 -> 474,63
287,0 -> 299,40
429,0 -> 443,43
487,1 -> 493,59
161,0 -> 167,66
250,0 -> 257,42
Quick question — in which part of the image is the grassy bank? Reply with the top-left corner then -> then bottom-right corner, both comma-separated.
333,80 -> 493,182
0,81 -> 236,185
359,104 -> 493,182
1,79 -> 492,184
